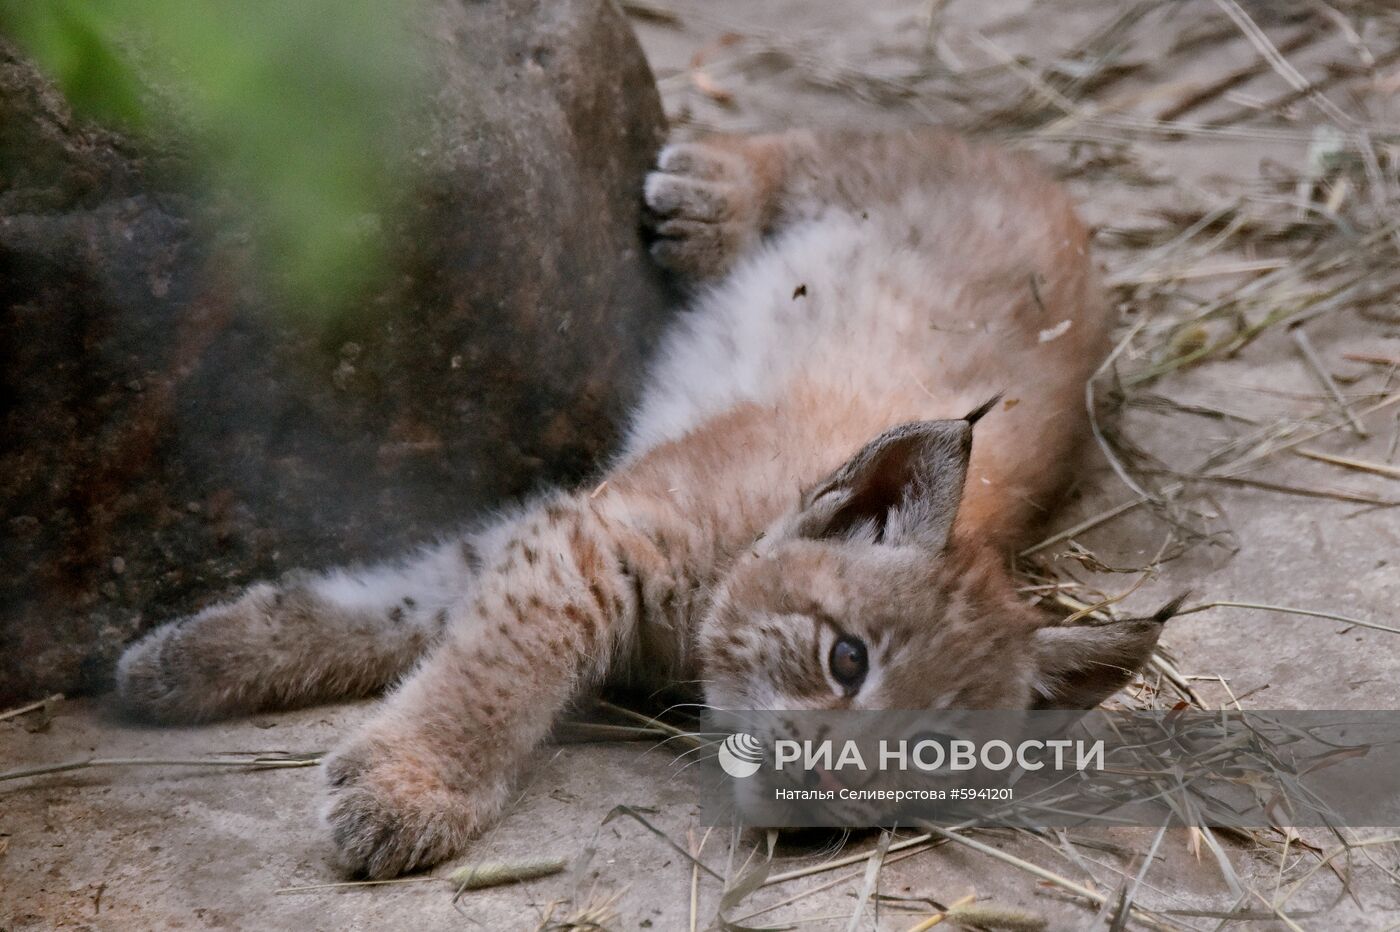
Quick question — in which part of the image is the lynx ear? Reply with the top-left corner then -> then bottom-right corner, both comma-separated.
794,411 -> 983,551
1029,599 -> 1181,709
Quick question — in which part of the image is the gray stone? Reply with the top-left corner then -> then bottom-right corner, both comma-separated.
0,0 -> 673,704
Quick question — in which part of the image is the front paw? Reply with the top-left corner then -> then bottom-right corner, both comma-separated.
323,739 -> 504,878
644,142 -> 761,279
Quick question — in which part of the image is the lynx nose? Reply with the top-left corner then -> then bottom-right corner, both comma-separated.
806,765 -> 846,792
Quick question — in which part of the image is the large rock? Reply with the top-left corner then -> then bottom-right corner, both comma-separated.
0,0 -> 673,705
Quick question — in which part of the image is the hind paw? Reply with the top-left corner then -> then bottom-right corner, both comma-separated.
115,622 -> 192,720
644,143 -> 764,280
114,584 -> 280,722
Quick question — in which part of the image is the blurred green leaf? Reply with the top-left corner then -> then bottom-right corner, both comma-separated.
0,0 -> 423,313
0,1 -> 147,127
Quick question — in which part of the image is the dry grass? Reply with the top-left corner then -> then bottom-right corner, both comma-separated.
603,0 -> 1400,928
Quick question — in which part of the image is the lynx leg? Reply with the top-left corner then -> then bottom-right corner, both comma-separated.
320,632 -> 522,878
320,492 -> 647,876
115,539 -> 477,721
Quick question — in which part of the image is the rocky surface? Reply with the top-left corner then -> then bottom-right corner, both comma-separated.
6,1 -> 1400,928
0,0 -> 673,704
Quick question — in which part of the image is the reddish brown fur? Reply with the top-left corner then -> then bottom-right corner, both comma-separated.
117,128 -> 1165,878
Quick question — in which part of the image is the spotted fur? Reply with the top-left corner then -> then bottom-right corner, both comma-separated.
115,128 -> 1163,877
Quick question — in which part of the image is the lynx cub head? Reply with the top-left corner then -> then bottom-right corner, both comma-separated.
698,407 -> 1165,714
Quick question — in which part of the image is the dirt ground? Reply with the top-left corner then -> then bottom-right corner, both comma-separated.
5,0 -> 1400,929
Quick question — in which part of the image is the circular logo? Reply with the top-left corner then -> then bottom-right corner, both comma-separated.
717,732 -> 764,779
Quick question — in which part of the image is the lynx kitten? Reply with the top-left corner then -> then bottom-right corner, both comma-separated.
117,129 -> 1166,877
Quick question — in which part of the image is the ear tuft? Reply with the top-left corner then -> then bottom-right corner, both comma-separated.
1147,593 -> 1190,625
963,392 -> 1005,426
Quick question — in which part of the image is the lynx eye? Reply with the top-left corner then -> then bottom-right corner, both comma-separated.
828,636 -> 868,691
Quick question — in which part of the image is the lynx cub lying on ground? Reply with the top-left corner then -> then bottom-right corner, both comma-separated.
117,129 -> 1166,877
